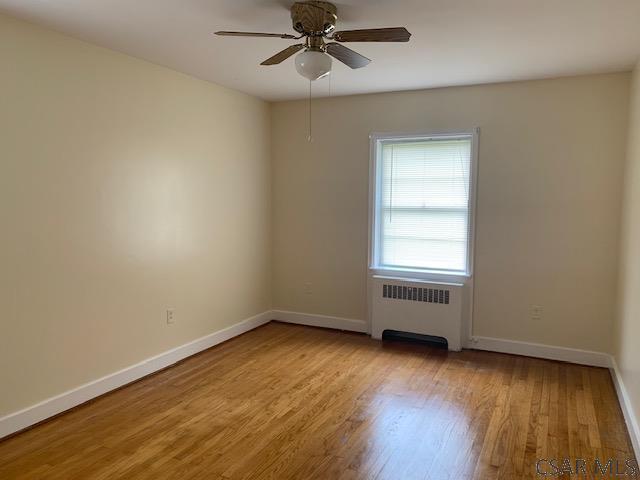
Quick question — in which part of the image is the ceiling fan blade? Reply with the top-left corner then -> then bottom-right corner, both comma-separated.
261,44 -> 305,65
332,27 -> 411,42
325,43 -> 370,69
215,31 -> 298,39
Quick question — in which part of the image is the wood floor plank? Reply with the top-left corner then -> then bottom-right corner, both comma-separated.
0,322 -> 636,479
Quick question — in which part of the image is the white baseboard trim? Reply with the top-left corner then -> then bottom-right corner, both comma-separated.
272,309 -> 368,333
471,336 -> 612,368
4,309 -> 636,460
610,357 -> 640,460
0,311 -> 272,440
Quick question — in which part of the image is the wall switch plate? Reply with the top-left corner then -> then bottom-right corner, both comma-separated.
166,309 -> 176,325
531,305 -> 543,321
304,282 -> 313,295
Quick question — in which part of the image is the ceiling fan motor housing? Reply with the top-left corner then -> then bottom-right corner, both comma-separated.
291,1 -> 338,37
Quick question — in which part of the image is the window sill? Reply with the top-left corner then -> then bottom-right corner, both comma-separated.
369,267 -> 471,285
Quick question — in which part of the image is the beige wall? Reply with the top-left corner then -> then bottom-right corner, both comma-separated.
0,9 -> 634,421
0,14 -> 271,416
615,60 -> 640,436
272,73 -> 629,352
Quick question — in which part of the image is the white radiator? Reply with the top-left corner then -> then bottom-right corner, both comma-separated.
371,276 -> 463,351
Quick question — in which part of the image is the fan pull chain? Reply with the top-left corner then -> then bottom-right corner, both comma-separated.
308,79 -> 313,142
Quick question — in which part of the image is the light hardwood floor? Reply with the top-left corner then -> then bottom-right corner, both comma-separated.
0,322 -> 636,479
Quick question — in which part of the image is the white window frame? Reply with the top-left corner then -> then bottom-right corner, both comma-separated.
368,128 -> 479,282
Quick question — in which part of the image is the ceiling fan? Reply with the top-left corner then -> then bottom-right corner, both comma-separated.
215,1 -> 411,81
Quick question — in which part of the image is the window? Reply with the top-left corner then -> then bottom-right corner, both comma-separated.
369,130 -> 477,278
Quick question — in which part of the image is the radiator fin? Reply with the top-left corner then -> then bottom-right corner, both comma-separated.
382,283 -> 450,305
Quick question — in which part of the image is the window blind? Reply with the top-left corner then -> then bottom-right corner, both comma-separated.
377,136 -> 472,274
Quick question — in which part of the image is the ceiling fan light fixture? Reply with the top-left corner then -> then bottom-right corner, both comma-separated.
215,2 -> 411,77
295,50 -> 332,81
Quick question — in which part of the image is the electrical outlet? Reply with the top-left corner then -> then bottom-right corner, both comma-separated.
166,308 -> 176,325
304,282 -> 313,295
531,305 -> 543,321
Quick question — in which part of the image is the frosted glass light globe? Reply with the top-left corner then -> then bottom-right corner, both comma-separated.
295,50 -> 332,81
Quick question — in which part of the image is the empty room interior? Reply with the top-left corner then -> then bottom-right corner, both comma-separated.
2,1 -> 640,478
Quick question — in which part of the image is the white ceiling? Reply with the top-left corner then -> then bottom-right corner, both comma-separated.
1,0 -> 639,101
